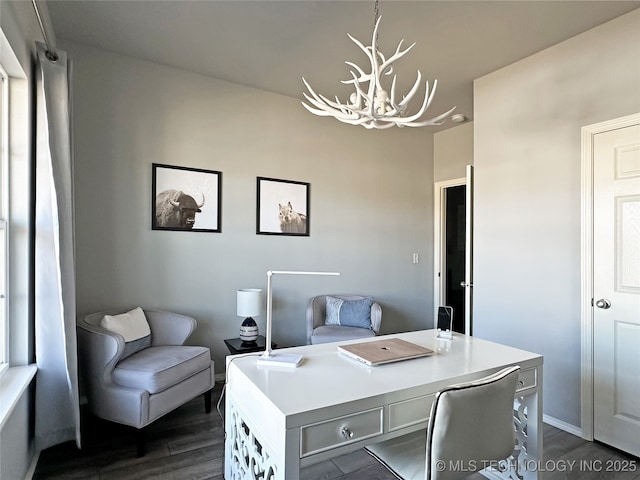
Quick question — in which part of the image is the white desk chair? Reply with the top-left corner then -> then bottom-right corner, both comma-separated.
366,365 -> 520,480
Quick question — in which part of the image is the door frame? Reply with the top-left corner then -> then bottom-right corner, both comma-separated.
580,112 -> 640,441
433,177 -> 465,326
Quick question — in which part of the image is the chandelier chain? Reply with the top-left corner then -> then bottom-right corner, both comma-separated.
373,0 -> 380,45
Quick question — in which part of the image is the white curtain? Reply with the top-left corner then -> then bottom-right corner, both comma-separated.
34,43 -> 80,450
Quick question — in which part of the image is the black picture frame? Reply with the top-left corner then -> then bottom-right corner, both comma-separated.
257,177 -> 310,236
152,163 -> 222,232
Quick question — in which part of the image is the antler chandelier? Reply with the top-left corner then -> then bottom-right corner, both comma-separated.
302,1 -> 455,129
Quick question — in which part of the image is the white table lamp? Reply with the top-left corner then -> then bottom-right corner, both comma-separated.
258,270 -> 340,367
237,288 -> 263,343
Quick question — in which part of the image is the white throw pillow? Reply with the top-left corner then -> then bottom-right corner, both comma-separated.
100,307 -> 151,342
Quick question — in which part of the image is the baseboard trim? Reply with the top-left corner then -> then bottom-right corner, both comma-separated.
25,449 -> 40,480
543,414 -> 583,438
215,373 -> 226,383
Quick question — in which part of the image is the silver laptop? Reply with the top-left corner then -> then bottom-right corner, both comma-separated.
338,338 -> 434,366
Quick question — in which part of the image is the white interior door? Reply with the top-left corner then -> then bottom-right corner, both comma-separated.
463,165 -> 474,335
593,123 -> 640,457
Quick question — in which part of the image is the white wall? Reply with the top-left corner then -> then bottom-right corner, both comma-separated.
434,122 -> 473,182
474,9 -> 640,428
64,42 -> 436,373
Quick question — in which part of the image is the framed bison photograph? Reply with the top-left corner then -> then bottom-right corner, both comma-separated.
257,177 -> 309,236
152,163 -> 222,232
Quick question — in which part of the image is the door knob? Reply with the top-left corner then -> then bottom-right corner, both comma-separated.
595,299 -> 611,309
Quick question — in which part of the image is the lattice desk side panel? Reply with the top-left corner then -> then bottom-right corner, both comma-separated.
227,403 -> 278,480
485,396 -> 531,480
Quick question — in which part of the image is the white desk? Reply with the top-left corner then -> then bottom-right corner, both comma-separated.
224,330 -> 543,480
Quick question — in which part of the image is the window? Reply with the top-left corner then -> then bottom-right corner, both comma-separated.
0,220 -> 6,374
0,24 -> 37,427
0,64 -> 7,374
0,27 -> 31,374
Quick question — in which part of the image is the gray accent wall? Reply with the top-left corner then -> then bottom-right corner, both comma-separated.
64,41 -> 436,373
473,10 -> 640,428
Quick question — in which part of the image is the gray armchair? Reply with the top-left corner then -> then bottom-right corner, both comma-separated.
77,308 -> 215,456
307,294 -> 382,345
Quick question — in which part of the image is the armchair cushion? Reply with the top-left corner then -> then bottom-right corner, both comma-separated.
311,325 -> 376,344
113,345 -> 211,394
101,307 -> 150,341
325,296 -> 373,329
101,307 -> 151,359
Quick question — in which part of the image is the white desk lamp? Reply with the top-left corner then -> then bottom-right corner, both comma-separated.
258,270 -> 340,367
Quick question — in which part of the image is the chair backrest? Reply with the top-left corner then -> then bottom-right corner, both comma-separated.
426,366 -> 520,480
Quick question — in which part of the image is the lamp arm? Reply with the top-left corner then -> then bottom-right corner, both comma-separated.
262,270 -> 340,358
265,271 -> 274,357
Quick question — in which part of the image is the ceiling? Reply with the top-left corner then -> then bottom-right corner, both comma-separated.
46,1 -> 639,131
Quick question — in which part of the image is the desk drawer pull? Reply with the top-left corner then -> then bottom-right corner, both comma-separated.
300,407 -> 383,457
517,368 -> 537,391
340,427 -> 354,439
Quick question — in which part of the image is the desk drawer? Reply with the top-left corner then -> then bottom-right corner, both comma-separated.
300,408 -> 383,457
388,394 -> 435,432
517,368 -> 537,392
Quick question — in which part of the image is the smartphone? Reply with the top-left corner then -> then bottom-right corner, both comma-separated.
437,306 -> 453,333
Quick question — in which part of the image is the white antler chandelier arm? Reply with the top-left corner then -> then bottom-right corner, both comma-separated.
302,81 -> 377,125
302,94 -> 355,121
343,62 -> 367,84
378,39 -> 415,77
346,33 -> 379,104
396,71 -> 424,110
303,77 -> 372,118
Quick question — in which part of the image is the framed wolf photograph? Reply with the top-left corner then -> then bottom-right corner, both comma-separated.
152,163 -> 222,232
257,177 -> 310,236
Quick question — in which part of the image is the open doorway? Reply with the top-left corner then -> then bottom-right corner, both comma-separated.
434,168 -> 473,335
444,185 -> 466,332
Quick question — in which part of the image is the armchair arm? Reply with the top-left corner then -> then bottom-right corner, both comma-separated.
77,313 -> 126,382
89,383 -> 150,428
306,296 -> 326,345
370,302 -> 382,334
145,310 -> 196,346
76,316 -> 152,425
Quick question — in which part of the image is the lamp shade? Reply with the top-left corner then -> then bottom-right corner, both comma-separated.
237,289 -> 263,318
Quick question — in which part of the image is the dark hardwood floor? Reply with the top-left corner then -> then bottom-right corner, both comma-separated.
34,382 -> 639,480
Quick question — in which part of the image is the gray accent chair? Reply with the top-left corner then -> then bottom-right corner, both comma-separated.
306,294 -> 382,345
366,366 -> 520,480
77,309 -> 215,456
